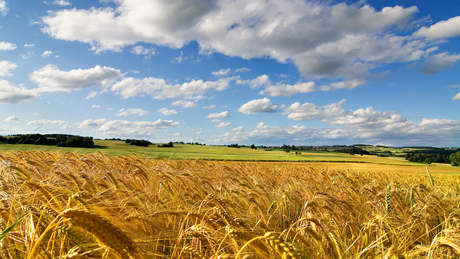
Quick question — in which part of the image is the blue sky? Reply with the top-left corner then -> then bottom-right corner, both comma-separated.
1,0 -> 459,147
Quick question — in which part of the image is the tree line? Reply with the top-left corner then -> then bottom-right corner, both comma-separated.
0,134 -> 94,148
405,152 -> 460,166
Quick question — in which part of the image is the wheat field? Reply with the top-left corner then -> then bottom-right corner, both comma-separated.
0,150 -> 460,258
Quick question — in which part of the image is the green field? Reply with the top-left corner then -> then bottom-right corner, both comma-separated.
1,139 -> 457,168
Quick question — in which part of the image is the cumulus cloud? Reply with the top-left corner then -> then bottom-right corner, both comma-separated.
235,67 -> 251,73
237,74 -> 319,96
278,99 -> 460,145
237,75 -> 269,89
131,46 -> 155,59
0,80 -> 39,104
4,115 -> 19,122
171,100 -> 198,108
27,119 -> 70,129
206,111 -> 230,119
112,76 -> 236,100
453,93 -> 460,101
42,51 -> 53,58
213,116 -> 460,146
202,104 -> 216,109
0,41 -> 16,51
77,118 -> 108,128
42,0 -> 217,53
211,68 -> 231,77
282,99 -> 347,121
30,65 -> 122,92
215,122 -> 231,128
237,98 -> 279,115
41,0 -> 442,81
91,104 -> 100,108
259,81 -> 317,97
232,125 -> 244,131
20,51 -> 34,59
419,52 -> 460,75
77,118 -> 179,136
116,108 -> 149,116
86,91 -> 98,99
414,16 -> 460,39
24,44 -> 35,48
0,0 -> 8,16
157,107 -> 178,115
43,0 -> 71,6
0,61 -> 17,77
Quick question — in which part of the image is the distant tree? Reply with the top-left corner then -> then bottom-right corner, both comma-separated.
424,157 -> 432,164
159,142 -> 173,148
250,144 -> 256,149
62,136 -> 83,147
450,152 -> 460,166
55,135 -> 67,145
129,139 -> 151,147
82,137 -> 94,148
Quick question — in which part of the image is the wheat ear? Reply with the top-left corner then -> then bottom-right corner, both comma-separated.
385,185 -> 391,214
58,209 -> 145,259
235,232 -> 299,259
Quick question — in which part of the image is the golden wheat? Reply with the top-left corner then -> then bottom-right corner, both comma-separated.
0,151 -> 459,258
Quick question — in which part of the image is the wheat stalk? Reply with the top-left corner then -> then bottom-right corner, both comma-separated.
57,209 -> 145,259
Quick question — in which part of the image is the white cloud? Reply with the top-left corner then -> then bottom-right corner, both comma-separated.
211,68 -> 231,77
237,74 -> 320,96
202,104 -> 216,109
171,100 -> 198,108
215,122 -> 231,128
0,41 -> 16,51
0,61 -> 17,77
0,0 -> 8,16
329,78 -> 367,90
213,115 -> 460,146
42,51 -> 53,58
280,99 -> 460,144
92,104 -> 100,108
414,16 -> 460,39
157,107 -> 178,115
24,44 -> 35,48
86,91 -> 98,99
282,99 -> 347,121
112,76 -> 236,100
420,52 -> 460,75
206,111 -> 230,119
232,125 -> 244,131
77,118 -> 179,136
4,115 -> 19,122
131,46 -> 155,59
41,1 -> 437,81
259,81 -> 317,97
27,119 -> 70,129
235,67 -> 251,73
0,80 -> 39,104
42,0 -> 216,52
30,65 -> 122,92
116,108 -> 149,116
453,93 -> 460,101
20,51 -> 34,59
237,98 -> 279,115
237,75 -> 269,89
78,118 -> 108,128
43,0 -> 71,6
